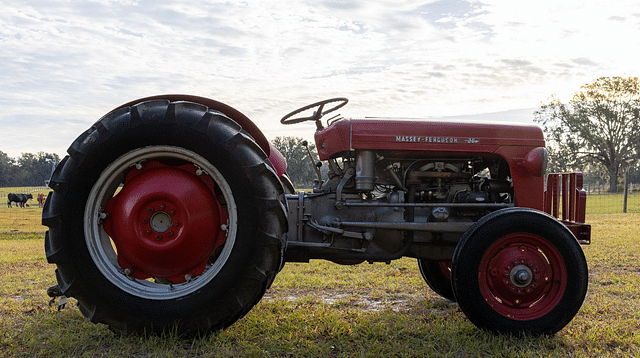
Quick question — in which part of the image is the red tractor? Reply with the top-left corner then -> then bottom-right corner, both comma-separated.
43,96 -> 590,336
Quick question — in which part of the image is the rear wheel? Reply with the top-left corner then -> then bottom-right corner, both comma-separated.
451,208 -> 588,335
43,100 -> 286,335
417,259 -> 455,301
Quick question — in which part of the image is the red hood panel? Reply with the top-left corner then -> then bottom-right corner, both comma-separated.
315,119 -> 545,160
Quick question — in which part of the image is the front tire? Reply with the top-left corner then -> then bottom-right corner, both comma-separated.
42,100 -> 287,335
451,208 -> 588,335
417,259 -> 455,301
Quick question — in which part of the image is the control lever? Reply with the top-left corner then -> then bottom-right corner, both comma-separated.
302,140 -> 323,187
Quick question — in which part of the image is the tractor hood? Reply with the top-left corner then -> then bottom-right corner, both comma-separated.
314,118 -> 545,161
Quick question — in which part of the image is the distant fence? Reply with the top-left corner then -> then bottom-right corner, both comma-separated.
583,169 -> 640,214
584,191 -> 640,215
0,187 -> 49,201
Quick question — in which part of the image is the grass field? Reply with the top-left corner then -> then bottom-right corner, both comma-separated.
1,189 -> 639,356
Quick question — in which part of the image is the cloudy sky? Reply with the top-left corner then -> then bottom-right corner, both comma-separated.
1,0 -> 639,159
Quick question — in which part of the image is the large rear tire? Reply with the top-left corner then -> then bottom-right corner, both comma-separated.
42,100 -> 287,335
451,208 -> 588,335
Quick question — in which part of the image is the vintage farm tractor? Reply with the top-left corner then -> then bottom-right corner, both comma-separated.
43,96 -> 590,336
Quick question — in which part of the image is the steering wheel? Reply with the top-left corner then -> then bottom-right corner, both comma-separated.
280,98 -> 348,127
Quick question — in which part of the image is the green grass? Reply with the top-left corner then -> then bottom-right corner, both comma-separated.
1,186 -> 638,356
0,233 -> 46,264
0,206 -> 46,233
1,215 -> 639,357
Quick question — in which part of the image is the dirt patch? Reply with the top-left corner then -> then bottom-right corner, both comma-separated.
263,290 -> 458,313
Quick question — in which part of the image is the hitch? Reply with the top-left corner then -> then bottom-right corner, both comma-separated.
47,284 -> 67,311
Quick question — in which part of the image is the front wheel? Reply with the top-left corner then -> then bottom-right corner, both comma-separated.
417,259 -> 455,301
43,100 -> 287,335
451,208 -> 588,335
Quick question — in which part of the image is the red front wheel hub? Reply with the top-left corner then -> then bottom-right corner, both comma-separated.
479,233 -> 567,320
102,160 -> 228,283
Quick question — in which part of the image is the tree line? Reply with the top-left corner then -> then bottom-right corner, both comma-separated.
0,151 -> 61,187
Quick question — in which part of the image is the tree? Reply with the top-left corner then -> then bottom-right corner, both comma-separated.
0,151 -> 16,187
271,136 -> 319,188
535,76 -> 640,192
14,152 -> 60,186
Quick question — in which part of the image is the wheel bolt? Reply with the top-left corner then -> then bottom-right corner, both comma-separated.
156,235 -> 162,241
167,231 -> 173,237
142,218 -> 148,224
515,270 -> 530,283
159,204 -> 165,210
145,229 -> 151,234
170,211 -> 175,215
148,207 -> 154,213
172,221 -> 179,227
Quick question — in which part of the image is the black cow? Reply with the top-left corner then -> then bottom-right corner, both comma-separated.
7,193 -> 33,208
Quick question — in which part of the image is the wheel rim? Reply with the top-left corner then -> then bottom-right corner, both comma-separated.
84,146 -> 237,300
438,260 -> 452,280
478,233 -> 567,320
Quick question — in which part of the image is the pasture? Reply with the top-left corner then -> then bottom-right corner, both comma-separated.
0,188 -> 639,357
0,187 -> 49,233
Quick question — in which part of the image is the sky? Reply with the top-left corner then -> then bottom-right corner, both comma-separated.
1,0 -> 639,159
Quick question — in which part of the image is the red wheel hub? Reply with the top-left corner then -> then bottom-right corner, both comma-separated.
478,233 -> 567,320
102,160 -> 228,283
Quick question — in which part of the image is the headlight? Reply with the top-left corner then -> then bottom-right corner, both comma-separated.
523,147 -> 548,177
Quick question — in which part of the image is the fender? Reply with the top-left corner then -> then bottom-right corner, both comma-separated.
113,94 -> 287,176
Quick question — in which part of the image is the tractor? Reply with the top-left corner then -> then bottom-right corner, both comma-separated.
43,95 -> 590,336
